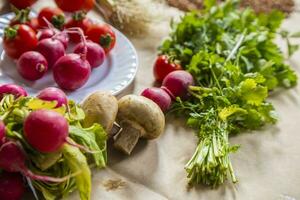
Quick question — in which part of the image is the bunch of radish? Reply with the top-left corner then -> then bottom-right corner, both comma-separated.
3,6 -> 116,91
0,84 -> 70,198
141,55 -> 194,112
0,83 -> 105,200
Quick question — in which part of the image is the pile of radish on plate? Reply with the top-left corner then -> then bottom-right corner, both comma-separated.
2,2 -> 116,91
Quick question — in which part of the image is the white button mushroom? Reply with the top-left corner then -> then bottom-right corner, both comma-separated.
114,95 -> 165,155
81,91 -> 118,134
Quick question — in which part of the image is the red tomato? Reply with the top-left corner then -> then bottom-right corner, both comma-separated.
86,24 -> 116,53
10,9 -> 39,32
65,11 -> 92,43
28,18 -> 39,31
9,0 -> 37,9
3,25 -> 38,59
38,7 -> 65,30
153,55 -> 182,82
55,0 -> 95,12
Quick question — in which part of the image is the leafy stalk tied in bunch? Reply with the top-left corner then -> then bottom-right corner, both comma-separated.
161,0 -> 298,187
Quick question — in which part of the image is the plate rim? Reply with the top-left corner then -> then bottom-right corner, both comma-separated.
0,12 -> 138,98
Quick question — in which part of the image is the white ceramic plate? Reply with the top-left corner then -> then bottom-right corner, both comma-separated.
0,13 -> 138,101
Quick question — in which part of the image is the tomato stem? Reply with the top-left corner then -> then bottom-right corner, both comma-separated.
51,15 -> 65,30
10,4 -> 20,15
4,26 -> 18,39
72,11 -> 87,21
13,8 -> 31,24
99,34 -> 112,48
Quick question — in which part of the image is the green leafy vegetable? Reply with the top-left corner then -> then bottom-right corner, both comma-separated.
0,95 -> 107,199
161,0 -> 297,187
63,143 -> 91,200
69,124 -> 107,168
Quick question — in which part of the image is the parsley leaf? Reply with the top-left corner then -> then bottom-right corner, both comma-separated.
164,0 -> 297,187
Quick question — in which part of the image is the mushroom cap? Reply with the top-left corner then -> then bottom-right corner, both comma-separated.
82,91 -> 118,133
117,95 -> 165,139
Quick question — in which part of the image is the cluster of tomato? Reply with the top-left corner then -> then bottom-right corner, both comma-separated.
3,0 -> 116,90
9,0 -> 95,11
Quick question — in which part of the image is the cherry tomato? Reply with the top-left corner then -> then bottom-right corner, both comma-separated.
28,18 -> 39,31
9,0 -> 37,9
153,55 -> 182,82
86,24 -> 116,53
3,24 -> 38,59
10,8 -> 39,32
38,7 -> 65,30
65,11 -> 92,43
55,0 -> 95,12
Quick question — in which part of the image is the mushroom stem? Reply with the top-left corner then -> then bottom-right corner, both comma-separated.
111,122 -> 122,139
113,121 -> 145,155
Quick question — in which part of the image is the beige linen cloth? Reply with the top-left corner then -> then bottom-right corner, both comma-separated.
1,0 -> 300,199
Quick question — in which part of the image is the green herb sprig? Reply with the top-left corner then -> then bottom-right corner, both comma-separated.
161,0 -> 297,187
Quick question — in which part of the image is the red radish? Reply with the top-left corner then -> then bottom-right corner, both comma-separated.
0,172 -> 25,200
0,137 -> 7,148
0,141 -> 70,182
0,120 -> 6,145
0,121 -> 5,147
37,87 -> 67,107
38,28 -> 54,40
74,41 -> 105,68
0,142 -> 24,172
53,31 -> 69,49
0,84 -> 27,100
38,29 -> 69,49
162,70 -> 194,99
24,109 -> 68,153
53,53 -> 91,90
53,28 -> 91,90
141,87 -> 172,112
17,51 -> 48,81
36,38 -> 65,68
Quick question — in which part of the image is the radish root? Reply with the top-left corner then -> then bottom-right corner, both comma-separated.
66,27 -> 88,57
65,137 -> 100,154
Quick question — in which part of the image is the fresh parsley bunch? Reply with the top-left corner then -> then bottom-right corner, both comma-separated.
160,0 -> 298,187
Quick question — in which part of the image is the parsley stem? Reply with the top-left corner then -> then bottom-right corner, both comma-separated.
226,30 -> 247,62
